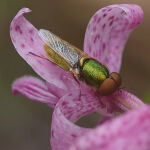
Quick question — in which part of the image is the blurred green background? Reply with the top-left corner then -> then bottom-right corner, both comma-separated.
1,0 -> 150,150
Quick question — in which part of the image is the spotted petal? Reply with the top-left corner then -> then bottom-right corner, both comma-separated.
69,105 -> 150,150
12,76 -> 58,107
51,89 -> 145,150
51,91 -> 102,150
10,8 -> 74,86
84,4 -> 143,72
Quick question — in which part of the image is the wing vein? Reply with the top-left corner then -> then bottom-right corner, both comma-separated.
39,29 -> 81,68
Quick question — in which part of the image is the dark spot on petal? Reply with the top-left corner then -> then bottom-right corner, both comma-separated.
103,13 -> 107,18
93,38 -> 96,44
103,43 -> 106,50
102,24 -> 106,29
97,34 -> 100,39
88,45 -> 91,52
30,37 -> 34,42
21,44 -> 25,48
93,26 -> 96,32
121,10 -> 125,15
115,45 -> 119,49
87,104 -> 91,107
51,130 -> 54,137
137,140 -> 142,146
71,134 -> 77,138
15,25 -> 22,34
102,9 -> 106,12
93,34 -> 100,44
105,57 -> 109,63
108,8 -> 112,12
28,29 -> 34,34
109,21 -> 114,26
108,16 -> 114,20
62,101 -> 67,106
15,25 -> 19,31
68,93 -> 72,96
97,17 -> 101,23
101,134 -> 107,139
93,14 -> 98,22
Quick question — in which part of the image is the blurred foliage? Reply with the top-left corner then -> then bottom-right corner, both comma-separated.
143,89 -> 150,103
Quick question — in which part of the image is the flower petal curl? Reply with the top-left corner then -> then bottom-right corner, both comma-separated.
69,105 -> 150,150
84,4 -> 143,72
12,76 -> 58,107
51,88 -> 145,150
51,91 -> 103,150
10,8 -> 73,85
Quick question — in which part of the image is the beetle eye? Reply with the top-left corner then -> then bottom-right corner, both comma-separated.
109,72 -> 121,87
98,72 -> 121,96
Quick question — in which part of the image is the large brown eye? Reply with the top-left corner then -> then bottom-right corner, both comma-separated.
98,72 -> 121,96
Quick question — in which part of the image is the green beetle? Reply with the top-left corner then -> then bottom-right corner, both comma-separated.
32,29 -> 121,96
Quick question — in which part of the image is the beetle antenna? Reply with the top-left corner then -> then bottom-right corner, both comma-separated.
28,52 -> 55,65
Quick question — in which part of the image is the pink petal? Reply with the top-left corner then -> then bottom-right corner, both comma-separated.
99,89 -> 145,112
10,8 -> 73,85
46,73 -> 79,99
51,90 -> 108,150
50,88 -> 146,150
112,88 -> 145,111
69,105 -> 150,150
12,76 -> 58,107
84,4 -> 143,72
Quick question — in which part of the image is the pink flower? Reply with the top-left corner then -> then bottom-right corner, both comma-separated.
10,4 -> 150,150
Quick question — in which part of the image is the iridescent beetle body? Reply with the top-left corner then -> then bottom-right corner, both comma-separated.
37,29 -> 121,96
80,58 -> 109,87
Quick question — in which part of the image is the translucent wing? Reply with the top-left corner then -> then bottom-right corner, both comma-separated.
39,29 -> 84,69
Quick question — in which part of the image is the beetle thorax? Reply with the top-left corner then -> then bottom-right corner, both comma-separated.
80,58 -> 109,88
